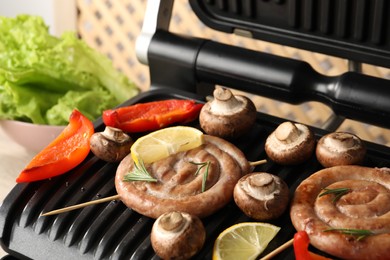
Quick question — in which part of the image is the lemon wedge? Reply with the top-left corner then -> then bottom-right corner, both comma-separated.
131,126 -> 204,164
213,222 -> 280,260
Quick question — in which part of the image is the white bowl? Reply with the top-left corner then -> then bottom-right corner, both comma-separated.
0,120 -> 65,152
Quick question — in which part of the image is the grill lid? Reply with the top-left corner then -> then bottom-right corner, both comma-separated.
189,0 -> 390,69
137,1 -> 390,130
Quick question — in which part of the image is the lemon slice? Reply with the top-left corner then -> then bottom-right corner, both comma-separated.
131,126 -> 204,164
213,222 -> 280,260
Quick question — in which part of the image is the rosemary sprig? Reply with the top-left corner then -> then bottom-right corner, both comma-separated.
123,158 -> 157,182
319,187 -> 351,203
190,161 -> 211,193
324,228 -> 374,241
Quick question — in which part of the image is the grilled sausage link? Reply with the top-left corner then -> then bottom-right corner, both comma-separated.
290,165 -> 390,260
115,135 -> 250,219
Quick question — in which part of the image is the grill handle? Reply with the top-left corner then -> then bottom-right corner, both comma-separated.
147,31 -> 390,129
196,40 -> 390,128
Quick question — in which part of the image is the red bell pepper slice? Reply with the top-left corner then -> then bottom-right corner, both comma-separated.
294,231 -> 332,260
16,109 -> 94,183
102,99 -> 203,133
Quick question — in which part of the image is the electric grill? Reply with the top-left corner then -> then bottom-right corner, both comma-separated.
1,0 -> 390,259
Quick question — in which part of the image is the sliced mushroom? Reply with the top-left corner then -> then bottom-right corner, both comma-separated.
89,126 -> 133,162
199,86 -> 256,139
316,132 -> 366,168
151,211 -> 206,260
265,121 -> 315,165
234,172 -> 289,220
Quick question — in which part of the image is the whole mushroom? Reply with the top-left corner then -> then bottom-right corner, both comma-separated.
265,121 -> 315,165
316,132 -> 366,168
234,172 -> 289,220
151,211 -> 206,260
89,126 -> 133,162
199,86 -> 256,139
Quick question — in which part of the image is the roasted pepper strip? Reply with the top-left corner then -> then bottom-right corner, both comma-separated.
102,99 -> 203,133
16,109 -> 94,183
294,231 -> 332,260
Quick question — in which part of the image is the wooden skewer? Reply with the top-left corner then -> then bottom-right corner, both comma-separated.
42,159 -> 267,217
260,238 -> 294,260
41,194 -> 121,216
249,159 -> 267,166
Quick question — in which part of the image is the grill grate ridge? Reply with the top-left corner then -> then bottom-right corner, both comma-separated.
110,217 -> 154,260
371,0 -> 385,44
45,158 -> 112,241
20,176 -> 67,229
242,0 -> 254,17
94,208 -> 140,259
78,199 -> 123,254
2,90 -> 390,259
63,183 -> 117,248
319,0 -> 331,34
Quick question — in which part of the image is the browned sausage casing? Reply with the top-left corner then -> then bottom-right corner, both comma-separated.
290,165 -> 390,260
115,135 -> 250,219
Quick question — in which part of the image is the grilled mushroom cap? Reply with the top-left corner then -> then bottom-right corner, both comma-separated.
234,172 -> 289,220
316,132 -> 366,167
89,126 -> 133,162
265,121 -> 315,165
199,86 -> 256,139
151,211 -> 206,260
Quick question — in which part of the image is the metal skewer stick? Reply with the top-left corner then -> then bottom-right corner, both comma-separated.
41,159 -> 267,216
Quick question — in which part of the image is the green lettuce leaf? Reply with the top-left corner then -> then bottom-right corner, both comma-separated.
46,90 -> 118,125
0,15 -> 139,125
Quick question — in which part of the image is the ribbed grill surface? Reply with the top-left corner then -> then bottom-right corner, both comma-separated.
1,89 -> 390,259
191,0 -> 390,67
201,0 -> 388,43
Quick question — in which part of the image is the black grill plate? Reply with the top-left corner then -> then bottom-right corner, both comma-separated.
1,89 -> 390,259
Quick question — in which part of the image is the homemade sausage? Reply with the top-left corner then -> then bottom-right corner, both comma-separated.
290,165 -> 390,260
115,135 -> 250,219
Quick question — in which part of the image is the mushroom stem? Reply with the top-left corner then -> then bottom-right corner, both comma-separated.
249,174 -> 275,189
246,174 -> 278,200
209,87 -> 243,115
102,126 -> 131,143
275,121 -> 300,144
159,212 -> 185,232
323,132 -> 355,149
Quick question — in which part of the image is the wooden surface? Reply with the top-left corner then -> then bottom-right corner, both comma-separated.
0,128 -> 35,258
